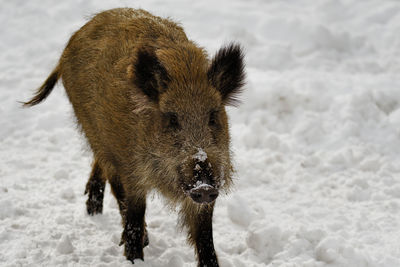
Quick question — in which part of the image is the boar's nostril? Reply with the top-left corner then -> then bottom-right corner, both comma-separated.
190,192 -> 202,201
189,186 -> 219,204
208,191 -> 218,201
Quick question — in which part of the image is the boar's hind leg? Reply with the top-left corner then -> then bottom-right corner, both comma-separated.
120,193 -> 147,262
183,203 -> 218,267
84,160 -> 105,215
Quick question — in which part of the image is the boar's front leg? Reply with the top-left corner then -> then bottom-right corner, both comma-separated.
183,203 -> 219,267
110,175 -> 149,252
109,174 -> 126,215
120,192 -> 147,263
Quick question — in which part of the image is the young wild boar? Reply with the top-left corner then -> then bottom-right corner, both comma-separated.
24,8 -> 245,267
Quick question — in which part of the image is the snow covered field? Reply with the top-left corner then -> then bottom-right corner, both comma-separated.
1,0 -> 400,266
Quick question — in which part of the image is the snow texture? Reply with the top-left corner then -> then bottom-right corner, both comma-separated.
191,181 -> 214,191
193,148 -> 208,162
1,0 -> 400,266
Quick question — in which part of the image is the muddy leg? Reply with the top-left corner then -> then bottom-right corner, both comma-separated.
84,160 -> 105,215
109,176 -> 149,249
119,193 -> 147,263
182,203 -> 218,267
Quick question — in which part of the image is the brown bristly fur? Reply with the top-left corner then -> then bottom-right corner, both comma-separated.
24,8 -> 245,267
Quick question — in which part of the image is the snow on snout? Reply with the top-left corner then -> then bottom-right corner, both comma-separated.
192,180 -> 214,190
192,148 -> 207,162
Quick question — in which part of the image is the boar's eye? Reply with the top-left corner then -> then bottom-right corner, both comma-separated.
164,112 -> 180,129
209,110 -> 219,127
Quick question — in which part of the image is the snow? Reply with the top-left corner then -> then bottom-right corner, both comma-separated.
1,0 -> 400,266
193,148 -> 208,162
192,181 -> 212,190
57,235 -> 75,255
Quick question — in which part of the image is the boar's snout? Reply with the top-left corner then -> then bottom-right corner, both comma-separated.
189,185 -> 219,204
179,148 -> 224,204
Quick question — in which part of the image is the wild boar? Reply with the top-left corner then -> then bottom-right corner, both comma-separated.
24,8 -> 245,267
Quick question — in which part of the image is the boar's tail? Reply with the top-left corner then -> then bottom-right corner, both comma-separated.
22,64 -> 61,107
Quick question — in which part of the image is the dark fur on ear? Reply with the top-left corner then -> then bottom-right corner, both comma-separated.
134,49 -> 169,102
208,43 -> 245,106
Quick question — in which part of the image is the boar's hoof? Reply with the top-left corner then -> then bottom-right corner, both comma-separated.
84,172 -> 105,215
189,185 -> 219,204
124,243 -> 144,263
119,228 -> 149,248
120,227 -> 149,263
86,196 -> 103,215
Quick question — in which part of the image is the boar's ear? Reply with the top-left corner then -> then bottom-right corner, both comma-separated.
208,43 -> 245,106
134,48 -> 169,102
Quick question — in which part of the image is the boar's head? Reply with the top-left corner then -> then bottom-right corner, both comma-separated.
131,42 -> 245,204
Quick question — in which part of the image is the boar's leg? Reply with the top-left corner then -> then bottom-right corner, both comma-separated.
110,177 -> 149,249
183,203 -> 218,267
120,193 -> 147,262
84,160 -> 105,215
109,175 -> 126,214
